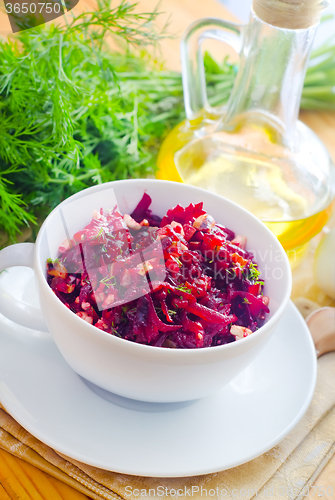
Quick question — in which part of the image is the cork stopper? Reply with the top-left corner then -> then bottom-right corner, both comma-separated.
253,0 -> 326,29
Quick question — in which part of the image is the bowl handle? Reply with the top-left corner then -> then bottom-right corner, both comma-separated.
0,243 -> 48,332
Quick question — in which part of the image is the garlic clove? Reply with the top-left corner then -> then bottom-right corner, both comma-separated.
193,214 -> 216,232
314,227 -> 335,299
123,213 -> 142,231
306,307 -> 335,358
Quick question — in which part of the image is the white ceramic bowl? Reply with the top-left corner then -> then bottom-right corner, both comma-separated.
0,180 -> 291,402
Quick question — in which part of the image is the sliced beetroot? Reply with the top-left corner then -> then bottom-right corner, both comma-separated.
186,302 -> 236,324
130,192 -> 162,227
47,193 -> 269,348
146,293 -> 182,333
231,291 -> 270,319
160,202 -> 206,227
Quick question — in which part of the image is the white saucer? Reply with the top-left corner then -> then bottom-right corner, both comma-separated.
0,268 -> 317,477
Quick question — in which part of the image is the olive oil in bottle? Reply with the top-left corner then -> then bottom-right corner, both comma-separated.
157,0 -> 335,263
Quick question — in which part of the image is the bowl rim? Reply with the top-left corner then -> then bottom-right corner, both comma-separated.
35,178 -> 292,357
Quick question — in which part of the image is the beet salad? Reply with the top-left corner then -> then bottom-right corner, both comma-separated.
46,193 -> 269,348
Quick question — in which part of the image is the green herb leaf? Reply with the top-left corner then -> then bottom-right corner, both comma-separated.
176,284 -> 191,293
100,275 -> 116,287
246,262 -> 261,282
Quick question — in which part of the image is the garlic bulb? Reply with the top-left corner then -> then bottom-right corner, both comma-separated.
314,228 -> 335,300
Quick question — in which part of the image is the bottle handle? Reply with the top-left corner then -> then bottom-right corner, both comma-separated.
181,17 -> 244,120
0,243 -> 48,331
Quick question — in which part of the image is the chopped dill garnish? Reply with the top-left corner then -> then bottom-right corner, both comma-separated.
100,275 -> 116,287
46,257 -> 60,264
176,284 -> 191,293
93,228 -> 104,241
111,326 -> 121,337
246,262 -> 261,282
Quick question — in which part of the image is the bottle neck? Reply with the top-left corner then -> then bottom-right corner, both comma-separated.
223,10 -> 317,144
253,0 -> 325,29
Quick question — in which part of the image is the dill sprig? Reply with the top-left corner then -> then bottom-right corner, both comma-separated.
100,275 -> 116,287
245,262 -> 261,283
175,284 -> 192,293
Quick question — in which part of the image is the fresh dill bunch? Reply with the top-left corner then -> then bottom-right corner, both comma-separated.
0,0 -> 173,243
0,169 -> 36,237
